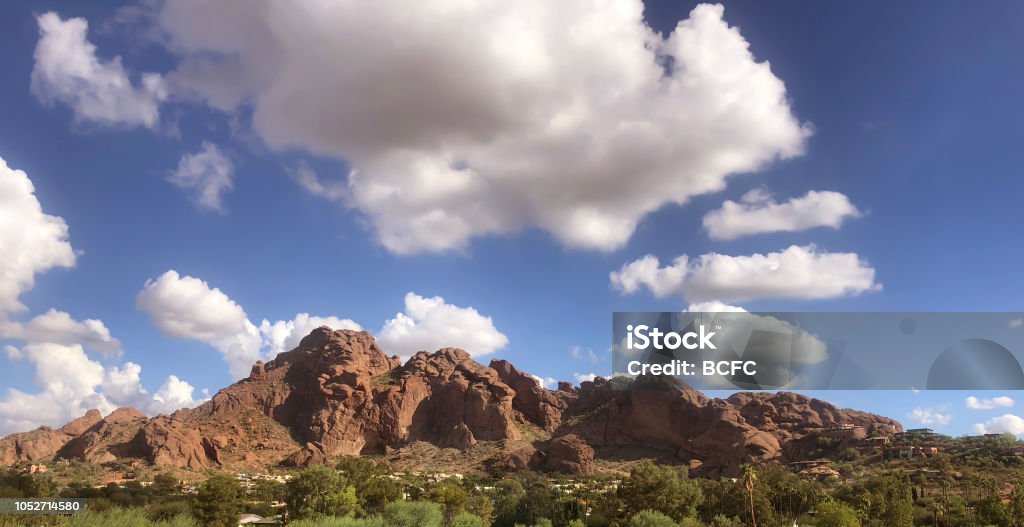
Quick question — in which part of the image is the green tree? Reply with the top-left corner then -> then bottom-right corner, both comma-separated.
335,457 -> 403,514
193,473 -> 243,527
426,479 -> 469,524
466,494 -> 495,526
628,510 -> 679,527
286,465 -> 358,520
153,473 -> 180,494
741,465 -> 757,527
491,478 -> 526,527
617,461 -> 703,521
814,499 -> 861,527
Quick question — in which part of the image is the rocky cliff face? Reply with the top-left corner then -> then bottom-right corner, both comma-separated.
0,328 -> 902,477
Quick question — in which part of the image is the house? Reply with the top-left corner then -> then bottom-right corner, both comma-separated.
822,424 -> 867,441
800,466 -> 841,482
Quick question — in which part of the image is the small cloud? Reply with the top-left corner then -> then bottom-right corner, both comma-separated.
908,406 -> 952,426
974,414 -> 1024,436
570,345 -> 598,363
1010,318 -> 1023,329
168,142 -> 234,213
530,374 -> 557,389
573,372 -> 597,384
966,396 -> 1015,410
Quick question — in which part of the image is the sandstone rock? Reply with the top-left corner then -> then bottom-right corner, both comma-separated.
283,442 -> 327,467
544,434 -> 595,475
131,419 -> 212,470
490,359 -> 568,431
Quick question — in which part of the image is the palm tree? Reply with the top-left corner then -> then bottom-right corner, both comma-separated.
742,464 -> 758,527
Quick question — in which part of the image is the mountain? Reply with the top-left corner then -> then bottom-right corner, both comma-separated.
0,327 -> 901,478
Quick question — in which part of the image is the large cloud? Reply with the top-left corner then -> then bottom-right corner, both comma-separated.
148,2 -> 809,253
378,292 -> 508,358
611,245 -> 880,303
138,271 -> 364,377
0,156 -> 76,316
137,270 -> 263,379
974,414 -> 1024,436
167,142 -> 235,212
703,189 -> 862,241
31,12 -> 167,129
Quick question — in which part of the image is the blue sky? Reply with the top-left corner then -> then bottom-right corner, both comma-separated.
1,0 -> 1023,437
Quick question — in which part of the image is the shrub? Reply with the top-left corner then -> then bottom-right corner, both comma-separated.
627,510 -> 678,527
383,501 -> 443,527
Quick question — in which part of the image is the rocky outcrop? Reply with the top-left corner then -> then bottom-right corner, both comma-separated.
542,435 -> 595,475
205,329 -> 522,457
0,328 -> 903,478
490,359 -> 568,431
0,410 -> 104,465
130,417 -> 214,470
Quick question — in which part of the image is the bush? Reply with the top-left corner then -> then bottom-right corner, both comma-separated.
383,501 -> 443,527
814,500 -> 861,527
67,508 -> 195,526
708,515 -> 744,527
288,516 -> 386,527
451,511 -> 485,527
145,500 -> 191,521
627,510 -> 678,527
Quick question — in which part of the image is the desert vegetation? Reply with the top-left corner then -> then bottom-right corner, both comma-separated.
4,440 -> 1024,527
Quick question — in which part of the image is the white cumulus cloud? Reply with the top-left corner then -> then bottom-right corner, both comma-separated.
573,373 -> 598,384
31,12 -> 166,129
168,142 -> 234,212
138,270 -> 367,378
378,292 -> 508,358
4,309 -> 122,357
151,2 -> 809,253
259,313 -> 362,358
530,375 -> 558,390
0,155 -> 202,435
966,396 -> 1015,410
137,270 -> 265,379
974,414 -> 1024,436
703,189 -> 862,241
611,244 -> 880,303
0,156 -> 76,316
908,406 -> 953,427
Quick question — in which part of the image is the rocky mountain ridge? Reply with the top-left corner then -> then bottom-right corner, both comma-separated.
0,327 -> 902,478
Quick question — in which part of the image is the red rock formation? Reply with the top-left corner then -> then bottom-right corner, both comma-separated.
542,434 -> 595,475
490,359 -> 568,431
0,328 -> 903,478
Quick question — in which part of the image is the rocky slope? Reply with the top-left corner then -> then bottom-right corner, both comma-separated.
0,328 -> 902,477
